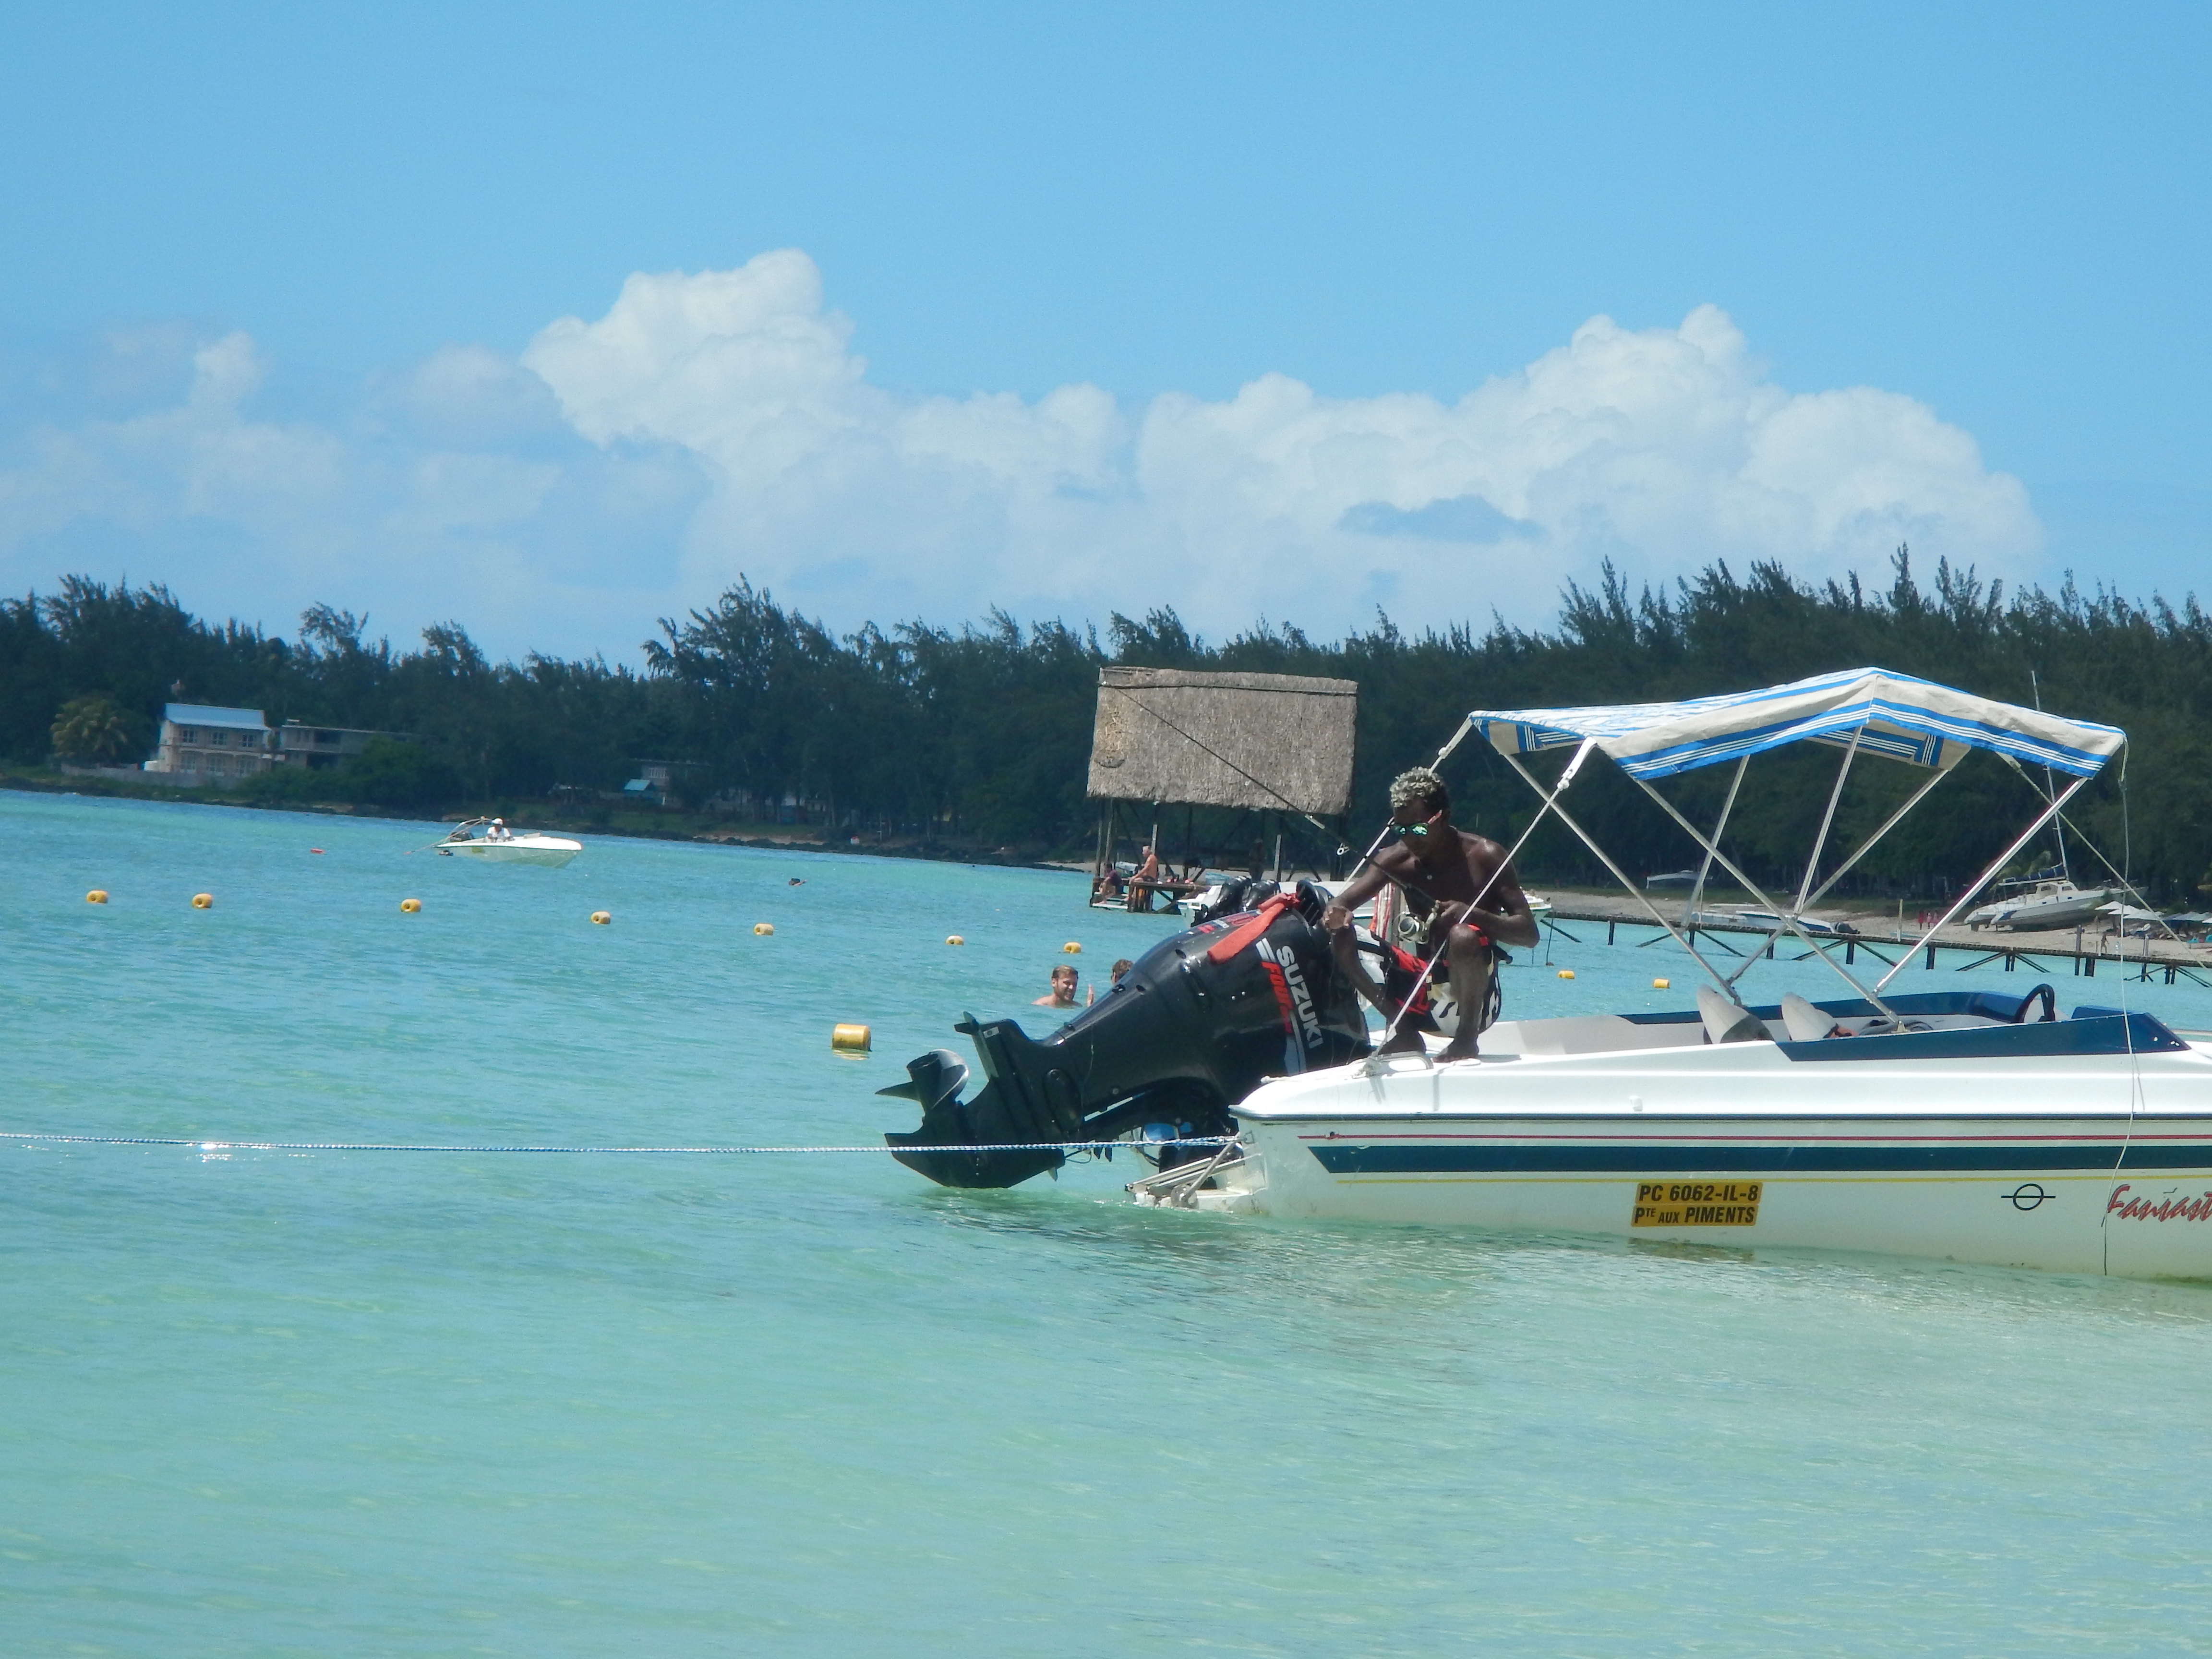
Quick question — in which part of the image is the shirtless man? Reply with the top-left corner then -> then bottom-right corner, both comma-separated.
1033,964 -> 1080,1008
1321,766 -> 1540,1061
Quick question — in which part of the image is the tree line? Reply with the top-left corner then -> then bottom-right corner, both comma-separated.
3,552 -> 2208,899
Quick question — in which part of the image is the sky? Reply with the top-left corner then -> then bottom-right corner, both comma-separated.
0,2 -> 2205,663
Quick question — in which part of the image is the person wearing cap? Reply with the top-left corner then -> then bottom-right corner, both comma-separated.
1322,766 -> 1539,1060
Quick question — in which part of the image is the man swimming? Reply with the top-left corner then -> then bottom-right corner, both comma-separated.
1321,766 -> 1540,1061
1034,964 -> 1080,1008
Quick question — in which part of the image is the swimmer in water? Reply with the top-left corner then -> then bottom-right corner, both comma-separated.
1033,964 -> 1079,1008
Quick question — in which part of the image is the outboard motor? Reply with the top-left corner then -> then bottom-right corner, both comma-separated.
883,880 -> 1370,1188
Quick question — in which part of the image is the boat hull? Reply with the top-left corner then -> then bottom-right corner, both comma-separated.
437,838 -> 580,868
1216,1034 -> 2212,1278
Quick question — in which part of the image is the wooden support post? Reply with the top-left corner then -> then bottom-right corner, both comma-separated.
1925,942 -> 1936,970
1608,920 -> 1617,946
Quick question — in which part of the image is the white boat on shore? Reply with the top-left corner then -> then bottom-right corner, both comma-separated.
1966,877 -> 2120,931
434,817 -> 583,868
1143,668 -> 2212,1278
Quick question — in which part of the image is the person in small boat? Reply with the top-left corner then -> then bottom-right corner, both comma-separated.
1034,964 -> 1080,1008
1322,766 -> 1540,1061
488,818 -> 511,842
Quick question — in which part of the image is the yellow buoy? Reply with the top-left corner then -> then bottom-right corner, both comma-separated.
191,892 -> 213,910
831,1022 -> 872,1055
85,889 -> 108,904
1557,969 -> 1575,979
399,897 -> 421,914
1062,940 -> 1082,954
1652,977 -> 1671,989
753,921 -> 774,936
946,934 -> 964,946
591,910 -> 612,926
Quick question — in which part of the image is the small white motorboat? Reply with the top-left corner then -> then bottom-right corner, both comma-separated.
434,817 -> 583,868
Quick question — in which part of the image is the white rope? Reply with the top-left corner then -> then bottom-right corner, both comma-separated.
0,1131 -> 1237,1155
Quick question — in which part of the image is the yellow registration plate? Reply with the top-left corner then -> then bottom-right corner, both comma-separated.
1633,1181 -> 1762,1227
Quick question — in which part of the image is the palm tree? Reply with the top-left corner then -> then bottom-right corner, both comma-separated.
50,695 -> 146,764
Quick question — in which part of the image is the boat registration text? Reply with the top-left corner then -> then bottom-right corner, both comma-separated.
1633,1181 -> 1762,1228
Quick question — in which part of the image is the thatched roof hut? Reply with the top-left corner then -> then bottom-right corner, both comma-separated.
1085,667 -> 1358,816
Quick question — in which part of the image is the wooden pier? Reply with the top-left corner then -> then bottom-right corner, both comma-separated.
1541,895 -> 2212,988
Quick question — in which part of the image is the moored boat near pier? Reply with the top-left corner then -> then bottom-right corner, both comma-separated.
888,666 -> 2212,1278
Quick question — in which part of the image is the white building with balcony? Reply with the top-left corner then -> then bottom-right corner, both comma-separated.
146,704 -> 273,782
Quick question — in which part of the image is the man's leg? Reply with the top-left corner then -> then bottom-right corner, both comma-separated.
1437,925 -> 1494,1060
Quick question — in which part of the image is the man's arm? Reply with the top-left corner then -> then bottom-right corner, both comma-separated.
1320,853 -> 1401,933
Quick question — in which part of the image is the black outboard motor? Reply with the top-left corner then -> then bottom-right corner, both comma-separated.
883,880 -> 1370,1188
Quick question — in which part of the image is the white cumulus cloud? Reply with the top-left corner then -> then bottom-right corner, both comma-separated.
0,249 -> 2038,658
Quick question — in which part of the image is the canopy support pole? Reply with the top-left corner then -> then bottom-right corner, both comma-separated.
1492,751 -> 1741,1001
1874,770 -> 2096,995
1685,756 -> 1748,922
1795,727 -> 1864,915
1801,766 -> 1952,912
1625,774 -> 1898,1016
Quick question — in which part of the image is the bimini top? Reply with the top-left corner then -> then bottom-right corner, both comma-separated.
1464,668 -> 2126,780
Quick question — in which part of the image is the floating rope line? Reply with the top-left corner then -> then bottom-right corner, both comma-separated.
0,1130 -> 1238,1156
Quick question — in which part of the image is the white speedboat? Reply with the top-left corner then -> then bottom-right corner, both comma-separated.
1966,878 -> 2119,931
434,817 -> 583,868
1145,669 -> 2212,1278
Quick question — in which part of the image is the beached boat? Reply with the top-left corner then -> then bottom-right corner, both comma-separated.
889,666 -> 2212,1278
434,817 -> 583,868
1965,877 -> 2119,931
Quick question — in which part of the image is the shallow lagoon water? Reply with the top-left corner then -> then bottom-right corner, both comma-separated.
6,789 -> 2212,1656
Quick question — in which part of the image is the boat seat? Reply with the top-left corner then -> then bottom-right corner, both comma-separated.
1697,984 -> 1772,1044
1779,992 -> 1846,1042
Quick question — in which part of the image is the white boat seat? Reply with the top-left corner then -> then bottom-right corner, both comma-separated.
1779,992 -> 1845,1042
1697,984 -> 1772,1044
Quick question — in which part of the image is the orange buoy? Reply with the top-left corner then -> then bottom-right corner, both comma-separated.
591,911 -> 613,926
1062,941 -> 1082,954
946,934 -> 964,946
753,922 -> 774,936
191,892 -> 214,910
831,1023 -> 871,1055
399,897 -> 421,914
85,889 -> 108,904
1556,969 -> 1575,979
1652,977 -> 1671,989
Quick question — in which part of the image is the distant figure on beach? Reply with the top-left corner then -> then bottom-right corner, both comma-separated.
1034,964 -> 1080,1008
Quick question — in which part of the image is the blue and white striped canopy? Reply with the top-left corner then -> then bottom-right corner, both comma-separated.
1465,668 -> 2126,780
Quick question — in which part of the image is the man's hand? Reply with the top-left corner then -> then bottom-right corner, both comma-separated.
1322,903 -> 1352,936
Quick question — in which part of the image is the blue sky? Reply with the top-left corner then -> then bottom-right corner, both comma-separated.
0,2 -> 2205,660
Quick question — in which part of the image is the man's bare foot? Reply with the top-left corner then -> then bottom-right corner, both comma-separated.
1436,1035 -> 1480,1063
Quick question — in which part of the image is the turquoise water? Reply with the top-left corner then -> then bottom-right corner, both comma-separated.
7,788 -> 2212,1657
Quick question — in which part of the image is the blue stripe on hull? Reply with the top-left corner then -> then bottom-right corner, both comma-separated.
1307,1142 -> 2212,1176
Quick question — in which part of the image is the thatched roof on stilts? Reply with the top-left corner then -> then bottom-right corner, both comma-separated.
1085,667 -> 1358,815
